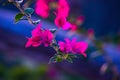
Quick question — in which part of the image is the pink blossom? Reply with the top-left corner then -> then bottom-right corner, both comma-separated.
26,24 -> 43,47
70,24 -> 78,31
65,38 -> 78,53
26,24 -> 54,47
68,38 -> 88,57
35,0 -> 50,18
76,42 -> 88,57
59,38 -> 88,57
87,28 -> 95,41
58,39 -> 71,53
54,12 -> 72,30
54,0 -> 70,29
62,22 -> 72,30
43,30 -> 54,47
54,14 -> 66,28
31,24 -> 43,37
76,15 -> 85,26
57,0 -> 70,17
87,28 -> 94,35
26,36 -> 42,47
76,15 -> 85,22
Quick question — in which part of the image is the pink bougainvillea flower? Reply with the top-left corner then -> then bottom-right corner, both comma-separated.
31,24 -> 43,37
54,12 -> 71,30
87,28 -> 95,41
70,24 -> 78,31
26,36 -> 43,47
54,0 -> 70,29
58,39 -> 71,53
87,28 -> 94,35
65,38 -> 78,53
62,21 -> 72,30
54,14 -> 66,28
76,42 -> 88,57
26,24 -> 43,47
76,15 -> 85,25
76,15 -> 85,22
26,24 -> 54,47
43,30 -> 54,47
57,0 -> 70,17
35,0 -> 50,18
69,38 -> 88,57
60,38 -> 88,57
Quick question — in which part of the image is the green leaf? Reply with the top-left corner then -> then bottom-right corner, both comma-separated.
14,13 -> 24,23
33,20 -> 41,25
48,55 -> 57,64
57,51 -> 63,55
56,55 -> 63,62
66,57 -> 73,63
15,0 -> 23,4
49,29 -> 56,33
69,54 -> 77,58
63,54 -> 68,59
24,8 -> 34,15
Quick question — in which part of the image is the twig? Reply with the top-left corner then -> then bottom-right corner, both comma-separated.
8,0 -> 34,24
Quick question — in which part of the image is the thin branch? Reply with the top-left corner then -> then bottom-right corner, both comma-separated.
8,0 -> 34,24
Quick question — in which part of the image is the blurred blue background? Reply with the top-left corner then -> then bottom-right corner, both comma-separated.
0,0 -> 120,80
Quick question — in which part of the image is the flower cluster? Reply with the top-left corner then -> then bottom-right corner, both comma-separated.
58,38 -> 88,57
54,0 -> 70,29
24,0 -> 89,63
25,24 -> 88,63
35,0 -> 85,31
26,24 -> 54,47
35,0 -> 69,18
35,0 -> 72,30
7,0 -> 88,63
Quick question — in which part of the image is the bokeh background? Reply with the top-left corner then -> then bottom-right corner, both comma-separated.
0,0 -> 120,80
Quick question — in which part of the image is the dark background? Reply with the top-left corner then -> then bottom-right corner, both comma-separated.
0,0 -> 120,80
